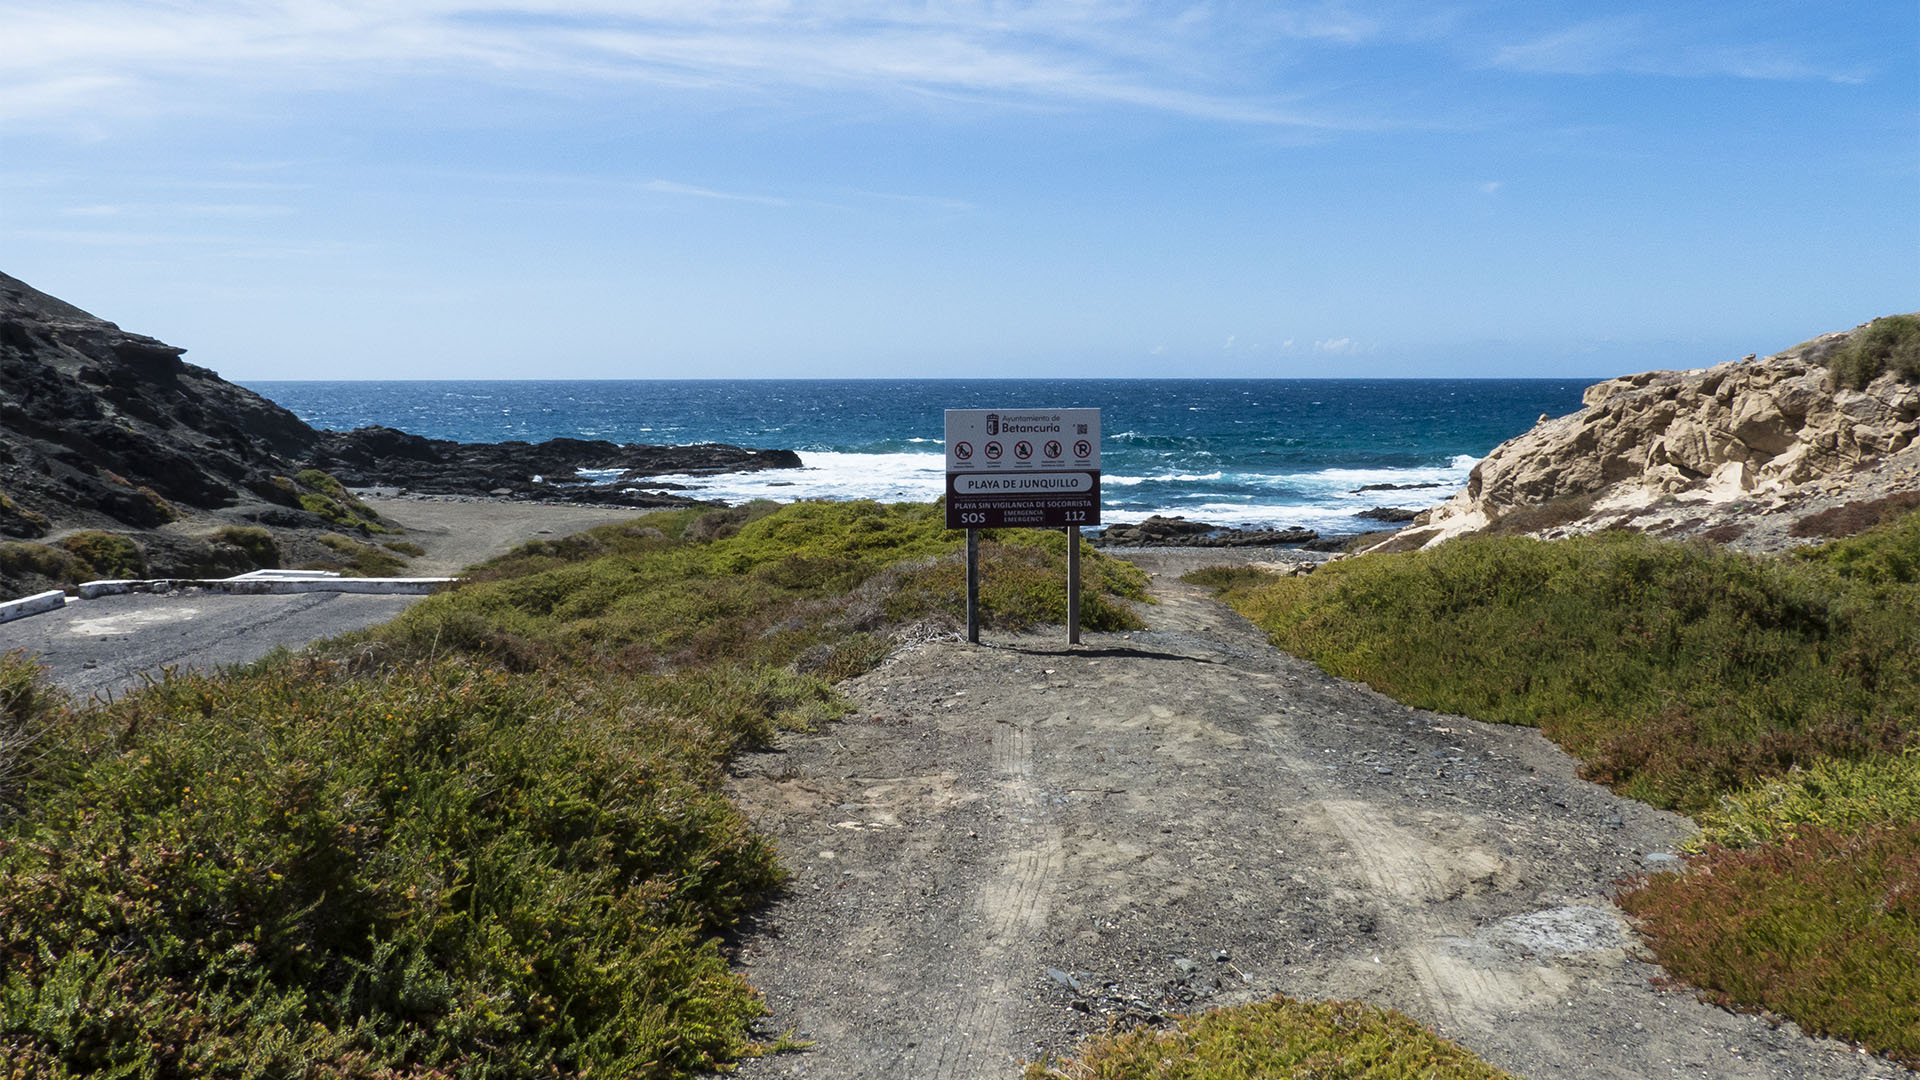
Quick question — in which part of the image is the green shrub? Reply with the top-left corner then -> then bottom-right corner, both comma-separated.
1696,751 -> 1920,851
1798,503 -> 1920,584
1822,314 -> 1920,390
381,540 -> 426,557
0,660 -> 783,1077
316,534 -> 406,577
0,542 -> 78,583
0,652 -> 66,818
213,525 -> 279,569
295,469 -> 389,533
294,468 -> 355,502
1619,823 -> 1920,1068
1025,996 -> 1517,1079
136,486 -> 179,523
58,531 -> 147,580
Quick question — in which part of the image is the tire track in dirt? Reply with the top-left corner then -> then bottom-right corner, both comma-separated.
921,717 -> 1066,1079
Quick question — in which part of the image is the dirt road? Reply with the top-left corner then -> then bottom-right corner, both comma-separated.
729,551 -> 1900,1080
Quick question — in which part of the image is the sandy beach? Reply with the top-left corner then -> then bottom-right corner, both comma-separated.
359,494 -> 655,577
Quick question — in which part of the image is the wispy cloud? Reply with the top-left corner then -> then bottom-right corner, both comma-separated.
851,189 -> 977,213
0,1 -> 1374,133
643,179 -> 790,207
1492,15 -> 1865,83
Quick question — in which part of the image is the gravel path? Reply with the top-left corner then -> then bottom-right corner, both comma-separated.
728,550 -> 1902,1080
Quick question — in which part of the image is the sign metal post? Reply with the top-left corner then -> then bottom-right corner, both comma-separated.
945,409 -> 1101,646
1067,525 -> 1081,645
966,527 -> 980,644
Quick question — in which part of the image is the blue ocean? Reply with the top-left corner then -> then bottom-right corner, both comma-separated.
243,380 -> 1590,535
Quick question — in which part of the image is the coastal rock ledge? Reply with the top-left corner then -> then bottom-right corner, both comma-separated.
1402,314 -> 1920,553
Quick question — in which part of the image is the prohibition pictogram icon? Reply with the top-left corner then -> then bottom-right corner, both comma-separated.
1074,439 -> 1093,458
954,441 -> 973,460
984,441 -> 1003,460
1014,440 -> 1033,460
1044,440 -> 1062,458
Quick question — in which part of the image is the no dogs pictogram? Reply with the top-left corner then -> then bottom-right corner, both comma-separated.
954,441 -> 974,460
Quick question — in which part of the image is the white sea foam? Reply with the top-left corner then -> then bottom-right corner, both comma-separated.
1099,502 -> 1424,533
597,450 -> 1471,534
643,451 -> 947,505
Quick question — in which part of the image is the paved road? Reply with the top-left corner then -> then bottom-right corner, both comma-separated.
0,590 -> 423,701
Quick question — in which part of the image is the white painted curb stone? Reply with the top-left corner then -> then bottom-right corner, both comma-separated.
0,589 -> 68,624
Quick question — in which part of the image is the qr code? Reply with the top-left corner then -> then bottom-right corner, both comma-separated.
1075,423 -> 1088,434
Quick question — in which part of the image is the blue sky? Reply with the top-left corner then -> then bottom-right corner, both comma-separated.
2,1 -> 1914,380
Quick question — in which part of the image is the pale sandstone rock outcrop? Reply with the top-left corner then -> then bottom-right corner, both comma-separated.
1412,316 -> 1920,551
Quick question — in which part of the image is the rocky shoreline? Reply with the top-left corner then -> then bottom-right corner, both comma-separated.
1092,512 -> 1414,551
305,425 -> 801,502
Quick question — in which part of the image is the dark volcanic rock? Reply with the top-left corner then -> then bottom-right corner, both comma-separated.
308,427 -> 801,500
1093,515 -> 1318,548
1351,482 -> 1446,493
0,270 -> 318,530
1356,506 -> 1419,523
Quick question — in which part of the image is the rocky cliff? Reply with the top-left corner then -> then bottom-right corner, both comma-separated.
1403,315 -> 1920,552
0,271 -> 317,537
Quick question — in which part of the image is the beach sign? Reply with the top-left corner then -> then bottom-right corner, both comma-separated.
945,408 -> 1101,646
943,409 -> 1101,529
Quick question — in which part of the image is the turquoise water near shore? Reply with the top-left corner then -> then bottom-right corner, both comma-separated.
245,379 -> 1590,534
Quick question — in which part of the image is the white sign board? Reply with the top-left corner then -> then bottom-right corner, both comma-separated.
944,408 -> 1101,528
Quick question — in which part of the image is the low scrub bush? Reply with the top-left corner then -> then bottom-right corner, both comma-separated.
0,660 -> 783,1077
316,533 -> 407,577
1619,823 -> 1920,1068
1024,996 -> 1517,1079
0,651 -> 66,818
0,542 -> 77,583
57,531 -> 146,580
1696,751 -> 1920,851
1821,313 -> 1920,390
1194,519 -> 1920,813
213,525 -> 279,569
295,469 -> 390,533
